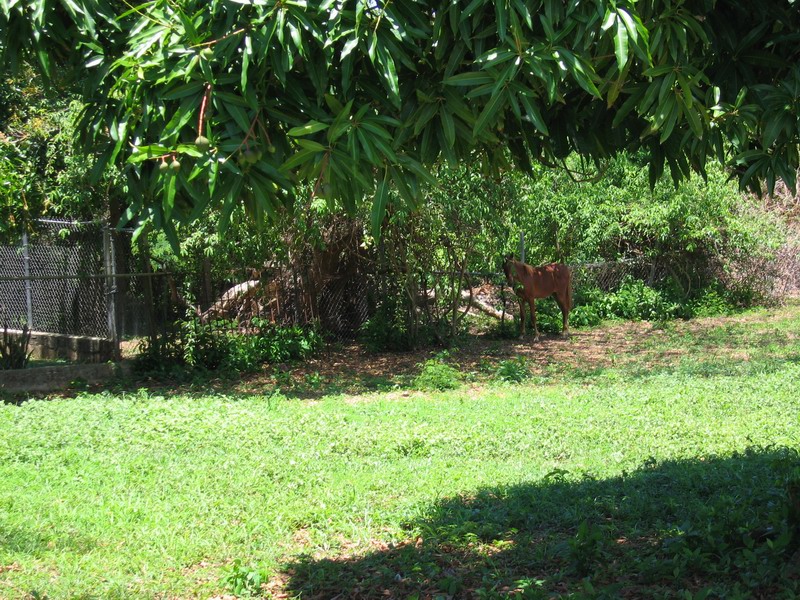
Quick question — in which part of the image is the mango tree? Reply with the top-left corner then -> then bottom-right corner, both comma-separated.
1,0 -> 798,244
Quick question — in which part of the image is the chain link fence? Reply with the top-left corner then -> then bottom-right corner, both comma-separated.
2,219 -> 797,358
0,220 -> 109,337
0,220 -> 177,348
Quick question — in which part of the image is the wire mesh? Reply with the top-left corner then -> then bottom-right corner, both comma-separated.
0,242 -> 25,329
571,258 -> 663,292
0,220 -> 108,337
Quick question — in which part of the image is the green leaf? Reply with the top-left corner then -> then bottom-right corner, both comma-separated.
226,104 -> 253,135
281,147 -> 323,170
241,34 -> 251,91
683,104 -> 704,138
296,139 -> 328,152
176,144 -> 204,158
288,121 -> 329,137
601,10 -> 616,32
460,0 -> 484,21
616,8 -> 638,44
376,42 -> 400,103
614,17 -> 628,69
495,0 -> 508,41
444,72 -> 494,86
518,93 -> 549,135
341,36 -> 359,60
162,172 -> 177,221
249,173 -> 279,220
473,89 -> 506,137
440,109 -> 456,147
388,165 -> 416,207
127,145 -> 171,164
371,172 -> 389,240
659,97 -> 680,143
163,81 -> 204,100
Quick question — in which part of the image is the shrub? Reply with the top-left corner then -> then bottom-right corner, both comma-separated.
568,303 -> 604,328
134,318 -> 323,374
224,559 -> 268,596
686,286 -> 737,318
494,356 -> 531,383
133,321 -> 186,375
225,321 -> 323,371
183,319 -> 232,370
604,278 -> 679,321
359,305 -> 413,352
413,352 -> 462,391
1,323 -> 32,370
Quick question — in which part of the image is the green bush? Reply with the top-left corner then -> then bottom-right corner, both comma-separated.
183,319 -> 232,370
568,303 -> 604,328
133,322 -> 186,375
359,305 -> 414,352
685,286 -> 737,318
601,278 -> 680,322
224,560 -> 268,597
134,318 -> 323,374
494,356 -> 531,383
225,320 -> 323,371
569,277 -> 745,327
413,352 -> 462,391
1,323 -> 32,370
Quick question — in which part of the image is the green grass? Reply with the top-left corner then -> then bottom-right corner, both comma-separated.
1,306 -> 800,598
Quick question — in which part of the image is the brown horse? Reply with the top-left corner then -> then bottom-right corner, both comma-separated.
503,256 -> 572,340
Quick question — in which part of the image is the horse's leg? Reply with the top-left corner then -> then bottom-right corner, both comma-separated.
564,273 -> 573,336
529,298 -> 540,341
517,297 -> 526,338
554,294 -> 570,336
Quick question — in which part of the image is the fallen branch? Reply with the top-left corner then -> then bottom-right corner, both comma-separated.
460,289 -> 509,321
201,280 -> 261,323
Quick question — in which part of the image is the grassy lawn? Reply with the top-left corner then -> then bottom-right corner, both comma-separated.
1,305 -> 800,598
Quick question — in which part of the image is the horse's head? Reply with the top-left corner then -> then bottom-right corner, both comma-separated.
502,254 -> 515,287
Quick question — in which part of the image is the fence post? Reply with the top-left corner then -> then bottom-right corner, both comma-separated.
22,232 -> 33,329
138,234 -> 158,350
103,226 -> 120,360
519,231 -> 525,263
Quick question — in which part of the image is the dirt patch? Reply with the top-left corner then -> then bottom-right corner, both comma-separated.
229,303 -> 800,397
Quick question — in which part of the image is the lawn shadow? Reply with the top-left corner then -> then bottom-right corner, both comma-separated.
279,448 -> 800,598
612,350 -> 800,382
0,523 -> 97,556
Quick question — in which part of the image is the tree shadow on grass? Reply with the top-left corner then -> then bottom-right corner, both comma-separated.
0,522 -> 97,556
279,448 -> 800,599
558,350 -> 800,384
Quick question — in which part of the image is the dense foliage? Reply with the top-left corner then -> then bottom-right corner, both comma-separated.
365,154 -> 786,346
1,0 -> 798,240
135,316 -> 323,374
0,72 -> 121,239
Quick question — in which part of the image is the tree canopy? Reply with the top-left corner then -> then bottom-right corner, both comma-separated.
1,0 -> 798,242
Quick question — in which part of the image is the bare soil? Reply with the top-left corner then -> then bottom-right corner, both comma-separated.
230,301 -> 800,397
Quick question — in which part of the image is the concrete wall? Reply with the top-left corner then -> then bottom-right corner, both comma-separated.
3,329 -> 116,363
0,362 -> 132,394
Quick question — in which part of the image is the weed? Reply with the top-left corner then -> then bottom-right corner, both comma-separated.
494,356 -> 531,383
223,560 -> 268,596
413,351 -> 462,390
1,323 -> 32,370
303,371 -> 323,389
134,317 -> 323,374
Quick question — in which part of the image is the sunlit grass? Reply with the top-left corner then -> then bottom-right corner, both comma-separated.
1,304 -> 799,598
